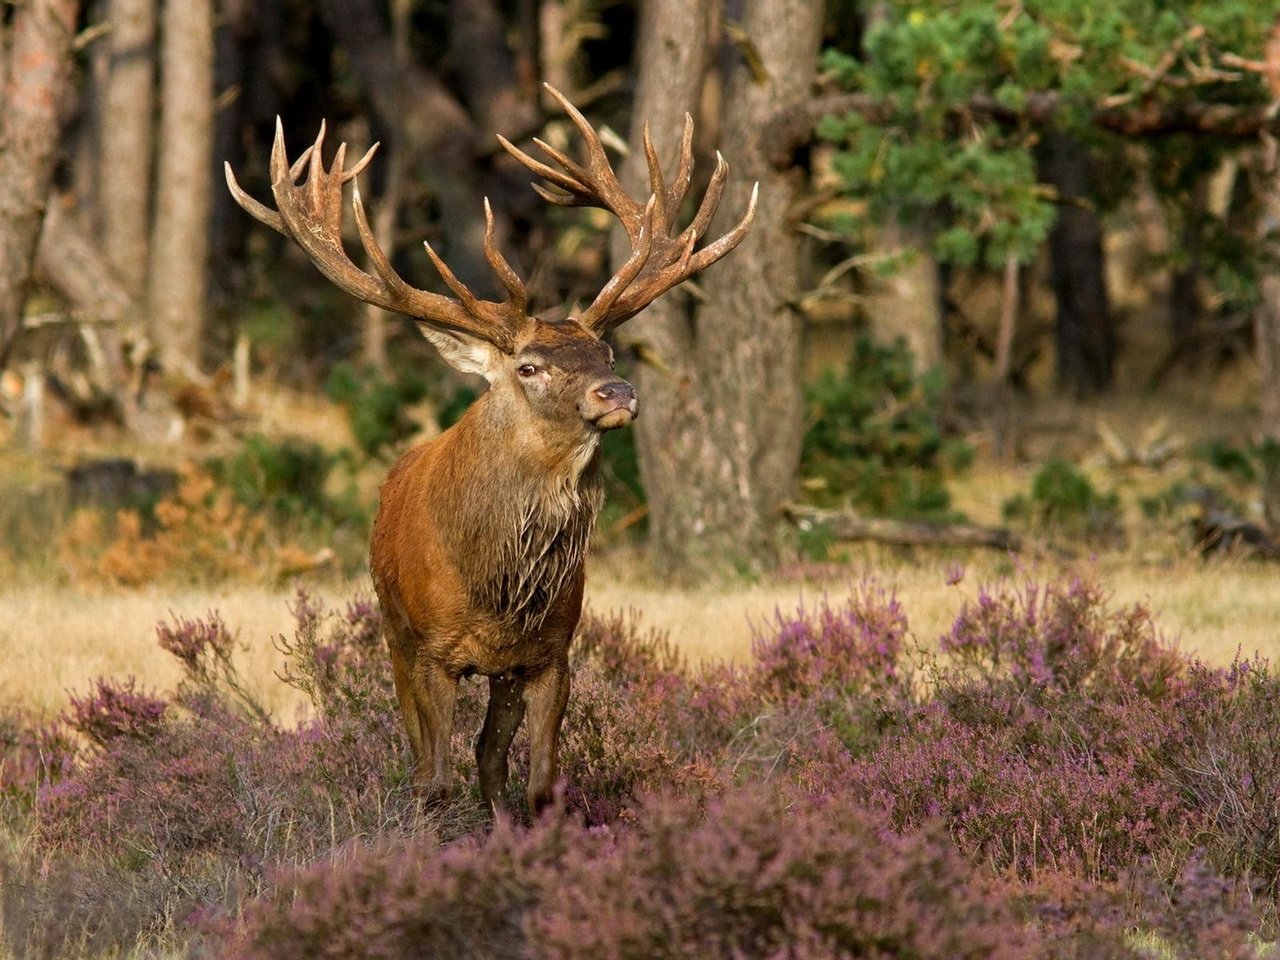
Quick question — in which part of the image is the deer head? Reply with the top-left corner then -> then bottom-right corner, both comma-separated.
224,85 -> 755,450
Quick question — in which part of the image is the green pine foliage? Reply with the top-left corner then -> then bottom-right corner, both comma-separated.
819,1 -> 1278,279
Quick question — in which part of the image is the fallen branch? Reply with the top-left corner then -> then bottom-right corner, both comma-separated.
783,503 -> 1024,553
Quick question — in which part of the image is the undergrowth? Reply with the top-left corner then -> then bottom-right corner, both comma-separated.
1,573 -> 1276,957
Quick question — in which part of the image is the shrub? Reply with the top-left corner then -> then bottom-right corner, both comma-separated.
939,576 -> 1183,699
1141,656 -> 1280,902
206,433 -> 365,537
58,464 -> 281,586
802,336 -> 971,523
224,788 -> 1033,960
326,362 -> 429,459
1003,459 -> 1123,545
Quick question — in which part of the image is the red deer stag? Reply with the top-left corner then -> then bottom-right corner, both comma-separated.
225,85 -> 756,814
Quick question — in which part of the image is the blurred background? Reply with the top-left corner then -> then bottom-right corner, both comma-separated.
3,0 -> 1280,590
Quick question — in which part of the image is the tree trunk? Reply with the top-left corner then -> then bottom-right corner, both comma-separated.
1038,128 -> 1114,397
863,223 -> 942,369
36,198 -> 140,429
148,0 -> 213,372
1255,142 -> 1280,527
625,0 -> 822,576
100,0 -> 156,298
0,0 -> 81,368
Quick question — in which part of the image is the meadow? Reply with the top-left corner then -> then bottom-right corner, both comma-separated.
4,378 -> 1280,959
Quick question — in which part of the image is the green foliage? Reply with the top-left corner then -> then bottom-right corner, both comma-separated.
818,1 -> 1279,287
205,436 -> 368,567
1003,459 -> 1123,543
325,363 -> 428,459
802,336 -> 971,521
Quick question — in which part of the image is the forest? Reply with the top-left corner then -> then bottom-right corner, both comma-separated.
4,0 -> 1280,956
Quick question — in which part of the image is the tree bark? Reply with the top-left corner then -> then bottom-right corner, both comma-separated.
100,0 -> 155,298
1037,128 -> 1115,397
1255,142 -> 1280,527
36,199 -> 140,429
0,0 -> 81,368
148,0 -> 214,372
863,224 -> 943,369
624,0 -> 823,576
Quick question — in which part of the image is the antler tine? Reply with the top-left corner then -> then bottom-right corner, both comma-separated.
224,162 -> 285,234
666,114 -> 696,216
496,134 -> 585,200
681,152 -> 730,248
227,118 -> 526,351
641,123 -> 670,233
686,181 -> 758,273
342,141 -> 379,183
483,198 -> 529,314
422,241 -> 481,312
577,196 -> 657,331
542,84 -> 641,225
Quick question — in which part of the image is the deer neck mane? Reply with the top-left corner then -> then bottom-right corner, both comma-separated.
441,392 -> 605,628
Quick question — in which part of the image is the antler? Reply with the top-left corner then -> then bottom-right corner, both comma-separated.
497,83 -> 758,336
225,119 -> 527,350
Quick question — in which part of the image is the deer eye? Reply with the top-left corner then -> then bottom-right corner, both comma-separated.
517,363 -> 538,378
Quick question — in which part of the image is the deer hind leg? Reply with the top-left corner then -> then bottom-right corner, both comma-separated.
523,660 -> 570,815
475,672 -> 526,813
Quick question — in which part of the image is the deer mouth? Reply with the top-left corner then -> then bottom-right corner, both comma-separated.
590,403 -> 637,431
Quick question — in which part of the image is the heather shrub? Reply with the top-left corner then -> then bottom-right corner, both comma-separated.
1019,860 -> 1260,960
1140,656 -> 1280,903
0,709 -> 74,818
571,608 -> 684,691
940,576 -> 1182,699
26,598 -> 432,947
848,576 -> 1197,881
849,699 -> 1187,881
64,676 -> 168,747
225,787 -> 1034,960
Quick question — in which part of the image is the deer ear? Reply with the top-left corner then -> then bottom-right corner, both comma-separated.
416,323 -> 501,381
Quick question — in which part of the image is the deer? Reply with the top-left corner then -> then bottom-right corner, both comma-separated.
225,85 -> 756,815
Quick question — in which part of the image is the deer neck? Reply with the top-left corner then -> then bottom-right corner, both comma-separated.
439,391 -> 605,627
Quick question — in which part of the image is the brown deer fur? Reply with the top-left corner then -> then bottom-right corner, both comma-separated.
226,85 -> 755,813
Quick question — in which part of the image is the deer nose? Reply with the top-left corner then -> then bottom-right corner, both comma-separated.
594,380 -> 635,405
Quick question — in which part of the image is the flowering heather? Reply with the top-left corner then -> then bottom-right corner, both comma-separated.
752,585 -> 907,703
65,676 -> 168,747
225,787 -> 1033,960
8,574 -> 1280,957
940,576 -> 1182,698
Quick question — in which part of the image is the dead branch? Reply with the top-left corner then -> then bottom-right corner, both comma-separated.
783,503 -> 1025,553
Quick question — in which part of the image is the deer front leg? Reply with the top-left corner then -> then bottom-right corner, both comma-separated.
387,637 -> 425,776
411,659 -> 459,801
475,672 -> 526,813
523,660 -> 570,815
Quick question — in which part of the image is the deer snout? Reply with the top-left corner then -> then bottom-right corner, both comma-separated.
588,379 -> 638,429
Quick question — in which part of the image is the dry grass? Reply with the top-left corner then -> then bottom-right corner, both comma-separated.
2,549 -> 1278,719
589,552 -> 1280,669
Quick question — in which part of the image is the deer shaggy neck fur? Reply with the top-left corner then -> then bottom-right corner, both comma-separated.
434,391 -> 603,631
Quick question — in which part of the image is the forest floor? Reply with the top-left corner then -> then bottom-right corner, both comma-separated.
3,373 -> 1275,720
4,549 -> 1276,721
